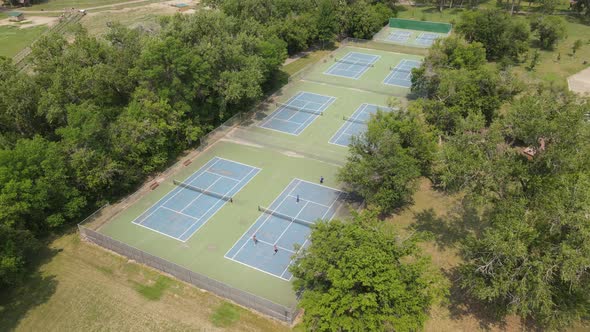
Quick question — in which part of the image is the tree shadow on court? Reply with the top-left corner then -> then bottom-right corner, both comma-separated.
0,245 -> 59,331
411,199 -> 480,250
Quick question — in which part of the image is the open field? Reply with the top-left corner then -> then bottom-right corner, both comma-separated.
0,25 -> 47,57
0,231 -> 292,332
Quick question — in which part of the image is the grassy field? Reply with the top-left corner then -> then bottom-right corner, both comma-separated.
0,231 -> 291,331
283,49 -> 337,76
0,25 -> 47,58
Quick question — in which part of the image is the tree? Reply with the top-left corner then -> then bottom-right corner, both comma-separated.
456,10 -> 530,61
572,0 -> 590,16
530,15 -> 566,50
453,87 -> 590,328
572,39 -> 583,54
528,49 -> 541,70
338,110 -> 436,212
315,0 -> 339,47
291,211 -> 448,331
344,1 -> 393,39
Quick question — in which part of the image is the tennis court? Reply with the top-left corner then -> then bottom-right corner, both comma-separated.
329,103 -> 394,147
387,30 -> 411,43
225,178 -> 345,280
324,52 -> 381,79
415,32 -> 440,46
132,157 -> 261,242
258,91 -> 336,135
383,59 -> 422,88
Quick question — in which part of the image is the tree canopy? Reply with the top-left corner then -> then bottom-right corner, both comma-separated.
338,109 -> 437,213
456,10 -> 531,61
291,211 -> 448,331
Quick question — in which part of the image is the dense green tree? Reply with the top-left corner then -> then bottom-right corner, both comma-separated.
0,137 -> 86,234
0,58 -> 45,146
291,211 -> 448,331
572,0 -> 590,16
0,226 -> 39,287
315,0 -> 340,47
344,1 -> 393,39
530,15 -> 566,50
456,10 -> 531,61
443,87 -> 590,328
338,110 -> 436,212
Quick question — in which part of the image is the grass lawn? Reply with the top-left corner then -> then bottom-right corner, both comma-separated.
0,25 -> 47,58
282,48 -> 337,76
0,231 -> 291,332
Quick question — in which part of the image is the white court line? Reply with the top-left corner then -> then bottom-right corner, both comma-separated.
324,52 -> 380,80
160,206 -> 200,220
224,255 -> 291,281
290,96 -> 336,134
287,194 -> 331,209
214,157 -> 262,173
177,167 -> 258,240
229,180 -> 300,259
329,103 -> 369,145
282,191 -> 344,280
257,239 -> 296,254
258,91 -> 305,128
132,158 -> 222,225
133,219 -> 189,242
273,201 -> 309,246
204,170 -> 241,182
225,178 -> 347,280
180,177 -> 222,213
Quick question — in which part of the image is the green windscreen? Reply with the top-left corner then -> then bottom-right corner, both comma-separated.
389,18 -> 452,34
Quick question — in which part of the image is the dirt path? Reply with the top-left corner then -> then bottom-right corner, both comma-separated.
20,0 -> 164,13
568,66 -> 590,96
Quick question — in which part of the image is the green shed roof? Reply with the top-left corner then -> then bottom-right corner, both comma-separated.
8,12 -> 23,17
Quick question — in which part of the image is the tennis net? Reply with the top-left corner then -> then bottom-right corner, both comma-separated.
389,66 -> 416,73
276,102 -> 323,116
343,115 -> 367,125
335,58 -> 375,67
173,180 -> 233,202
258,205 -> 315,228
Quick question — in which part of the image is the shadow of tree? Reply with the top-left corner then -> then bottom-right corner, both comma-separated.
0,245 -> 60,331
411,199 -> 481,250
444,268 -> 509,331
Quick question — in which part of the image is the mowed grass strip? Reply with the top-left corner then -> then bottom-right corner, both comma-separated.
0,232 -> 291,332
0,25 -> 48,58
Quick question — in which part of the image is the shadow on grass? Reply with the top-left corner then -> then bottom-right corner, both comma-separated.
444,268 -> 509,331
0,245 -> 60,331
411,199 -> 480,250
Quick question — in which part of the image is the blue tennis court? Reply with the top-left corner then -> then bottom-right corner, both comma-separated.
383,59 -> 422,88
258,91 -> 336,136
329,103 -> 394,147
387,30 -> 411,43
225,179 -> 345,281
324,52 -> 380,79
416,32 -> 440,46
133,157 -> 261,242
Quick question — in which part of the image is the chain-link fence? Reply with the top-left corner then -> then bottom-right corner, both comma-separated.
77,36 -> 410,323
79,220 -> 298,323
